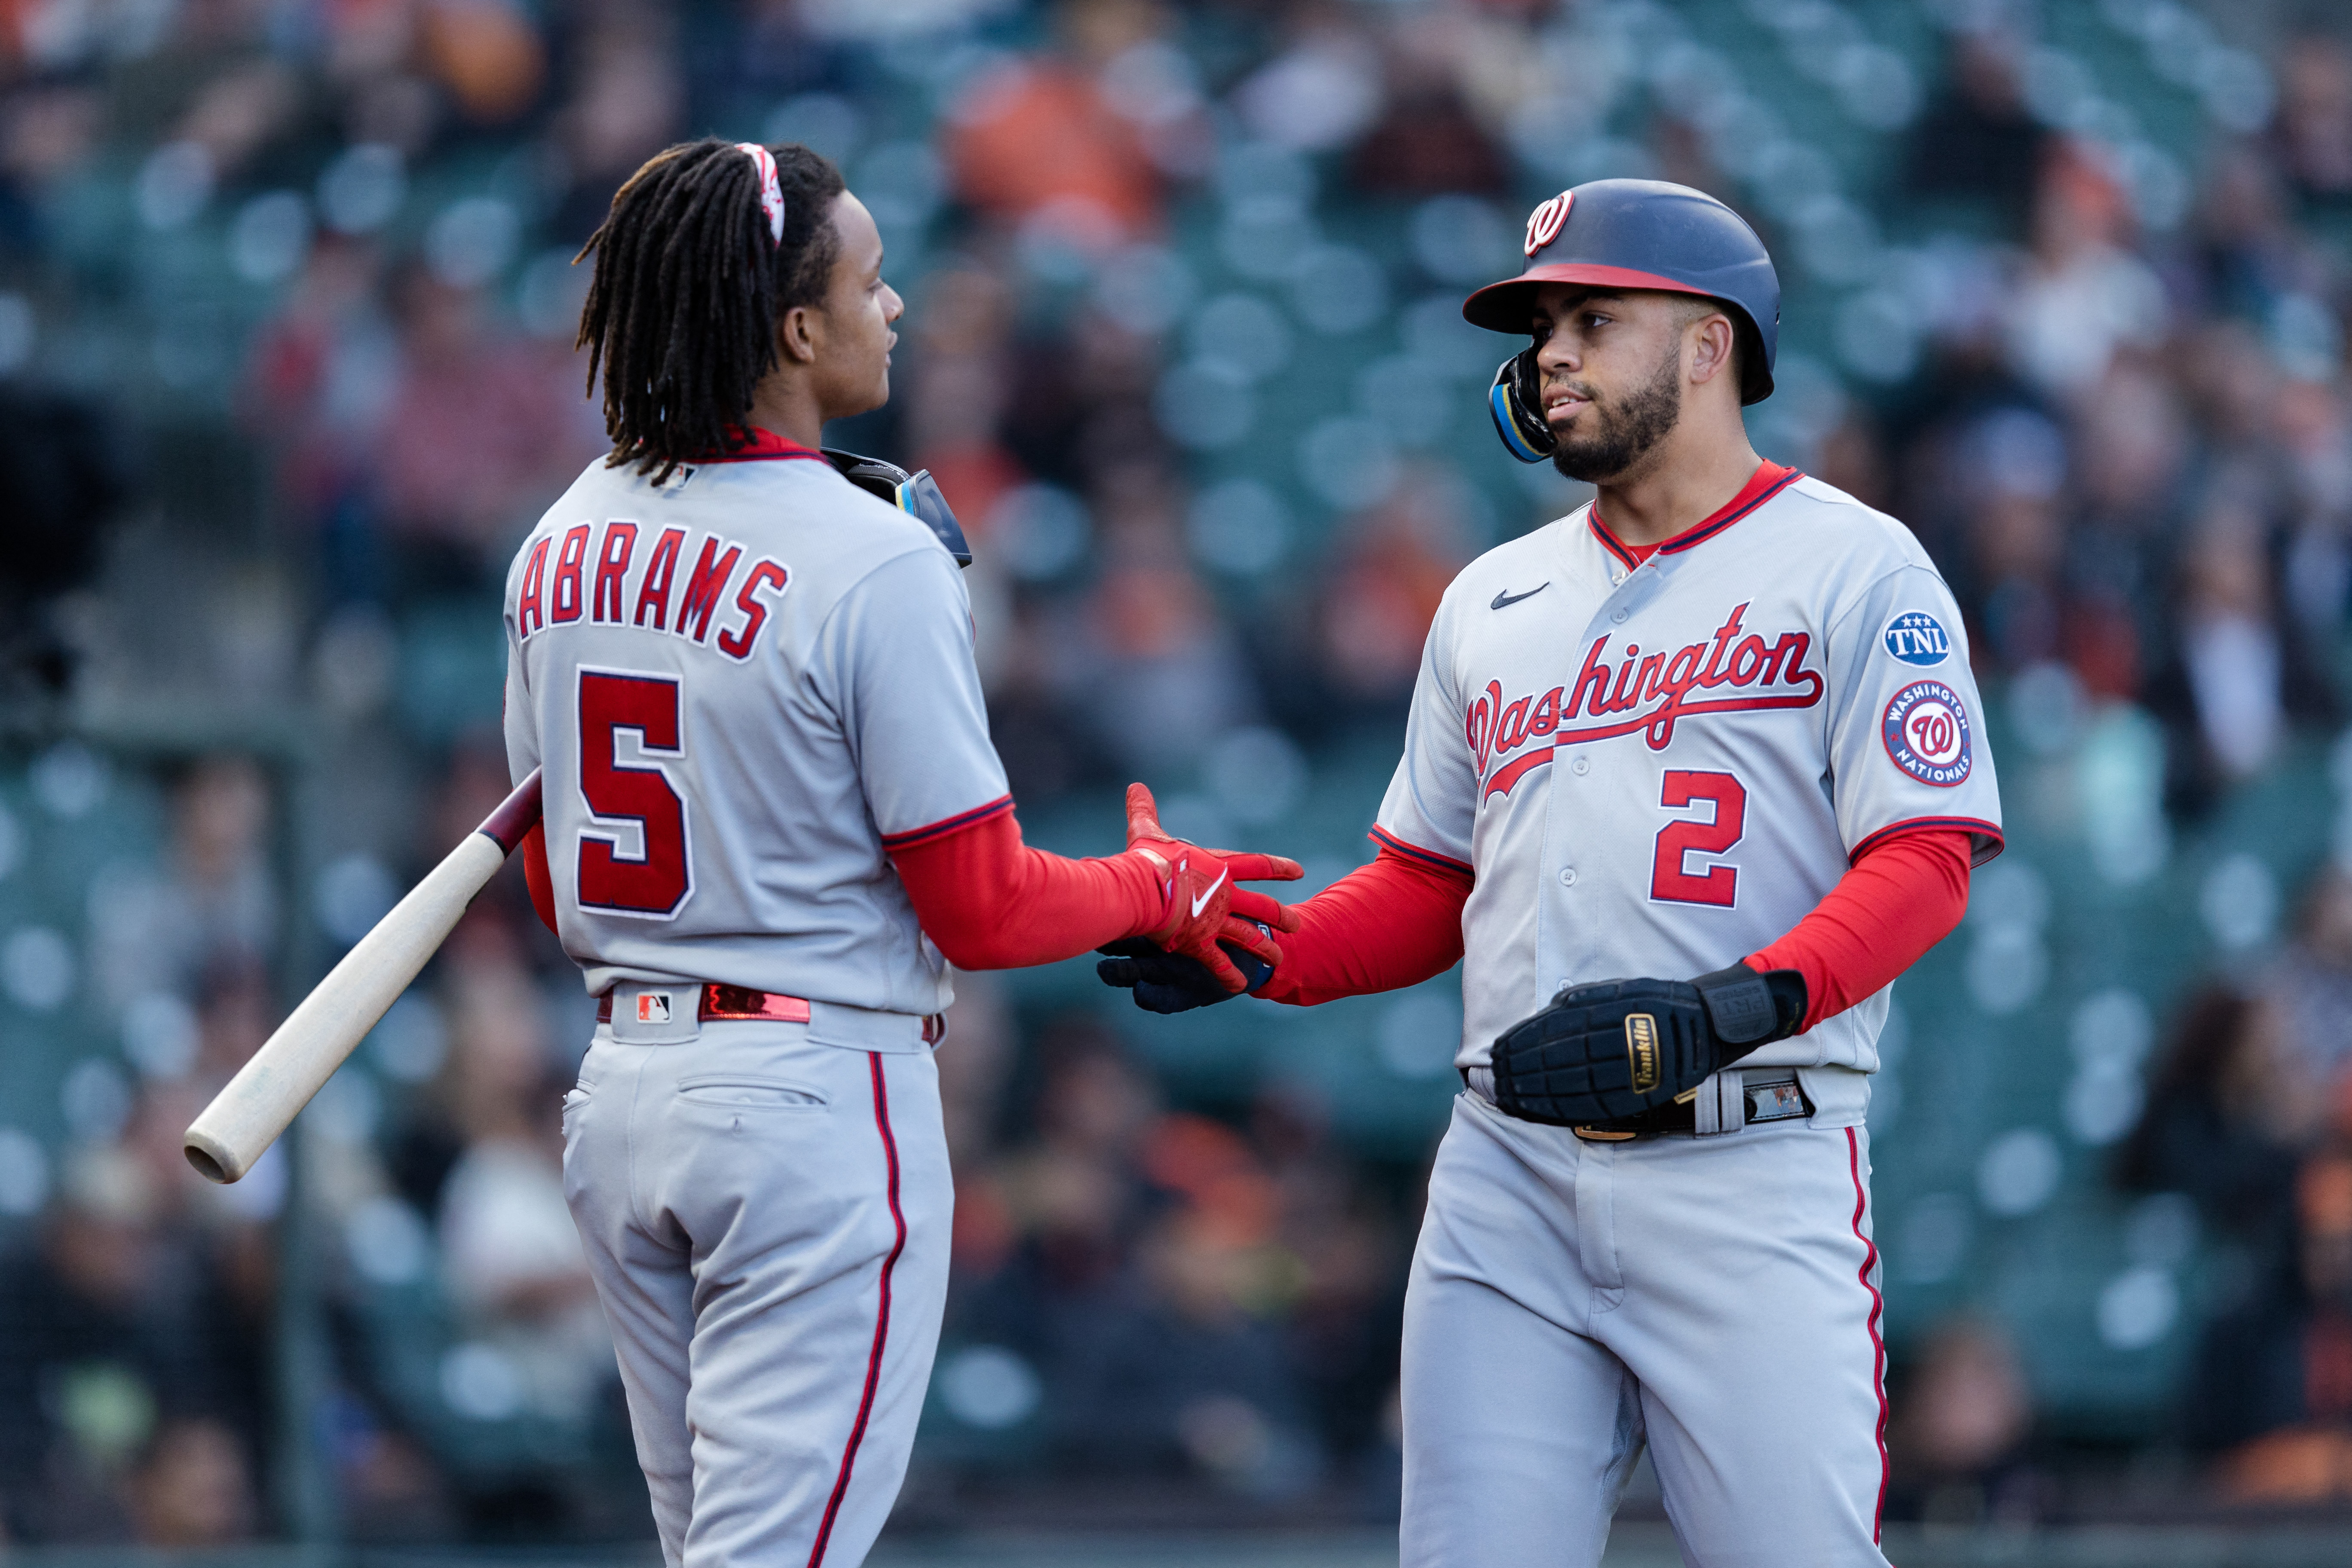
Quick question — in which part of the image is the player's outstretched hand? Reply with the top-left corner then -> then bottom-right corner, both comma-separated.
1096,922 -> 1274,1014
1488,965 -> 1809,1126
1121,782 -> 1302,992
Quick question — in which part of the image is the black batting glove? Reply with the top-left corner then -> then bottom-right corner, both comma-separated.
1096,929 -> 1273,1014
1488,964 -> 1807,1127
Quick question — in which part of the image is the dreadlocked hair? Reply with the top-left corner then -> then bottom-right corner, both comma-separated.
575,138 -> 847,481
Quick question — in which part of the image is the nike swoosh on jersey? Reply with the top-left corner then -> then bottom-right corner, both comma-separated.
1190,867 -> 1228,917
1491,584 -> 1549,610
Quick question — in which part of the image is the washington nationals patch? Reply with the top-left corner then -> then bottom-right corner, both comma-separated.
1882,680 -> 1972,786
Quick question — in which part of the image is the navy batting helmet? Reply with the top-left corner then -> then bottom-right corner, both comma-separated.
1464,179 -> 1780,416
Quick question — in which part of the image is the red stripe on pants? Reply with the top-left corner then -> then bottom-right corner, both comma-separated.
1846,1127 -> 1888,1543
806,1054 -> 906,1568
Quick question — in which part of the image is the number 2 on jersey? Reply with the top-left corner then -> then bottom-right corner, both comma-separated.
1649,770 -> 1746,908
577,670 -> 693,917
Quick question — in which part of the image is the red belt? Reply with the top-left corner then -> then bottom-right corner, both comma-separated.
597,984 -> 811,1025
596,984 -> 945,1042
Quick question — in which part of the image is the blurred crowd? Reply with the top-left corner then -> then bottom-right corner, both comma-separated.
5,0 -> 2352,1546
925,990 -> 1411,1514
1884,79 -> 2352,819
1874,866 -> 2352,1525
2111,868 -> 2352,1512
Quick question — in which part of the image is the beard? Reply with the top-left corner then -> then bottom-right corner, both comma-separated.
1549,342 -> 1684,483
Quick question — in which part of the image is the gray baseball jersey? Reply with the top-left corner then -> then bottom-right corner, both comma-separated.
1375,466 -> 2003,1077
500,433 -> 1011,1022
506,429 -> 1001,1568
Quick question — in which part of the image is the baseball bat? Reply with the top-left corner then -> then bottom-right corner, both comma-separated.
184,770 -> 545,1184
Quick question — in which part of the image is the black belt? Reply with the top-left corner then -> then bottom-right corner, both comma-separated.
1467,1067 -> 1812,1140
1572,1098 -> 1709,1140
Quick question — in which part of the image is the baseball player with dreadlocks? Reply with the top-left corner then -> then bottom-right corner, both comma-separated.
500,139 -> 1300,1566
1099,180 -> 2004,1565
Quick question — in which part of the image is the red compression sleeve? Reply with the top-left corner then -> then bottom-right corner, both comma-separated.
890,807 -> 1165,970
1255,843 -> 1473,1007
522,823 -> 558,935
1743,828 -> 1972,1030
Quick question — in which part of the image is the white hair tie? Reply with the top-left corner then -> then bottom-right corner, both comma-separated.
736,142 -> 784,244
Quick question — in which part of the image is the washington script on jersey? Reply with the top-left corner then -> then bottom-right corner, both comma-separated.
513,520 -> 792,662
1470,601 -> 1825,802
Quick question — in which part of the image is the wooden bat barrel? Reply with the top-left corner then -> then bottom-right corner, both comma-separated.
184,770 -> 542,1183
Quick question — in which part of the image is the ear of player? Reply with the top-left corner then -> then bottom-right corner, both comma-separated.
1488,965 -> 1808,1127
1119,782 -> 1301,993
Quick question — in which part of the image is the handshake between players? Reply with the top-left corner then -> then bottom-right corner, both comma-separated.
523,128 -> 1988,1568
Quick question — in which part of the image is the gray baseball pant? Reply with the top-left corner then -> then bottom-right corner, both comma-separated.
562,1019 -> 951,1568
1400,1090 -> 1890,1567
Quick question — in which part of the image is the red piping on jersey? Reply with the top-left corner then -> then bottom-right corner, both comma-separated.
1848,815 -> 2004,867
1369,825 -> 1473,876
807,1054 -> 906,1568
1847,1127 -> 1889,1544
1746,829 -> 1970,1031
1658,464 -> 1801,552
1587,461 -> 1800,564
699,426 -> 830,465
879,794 -> 1014,851
1589,518 -> 1642,571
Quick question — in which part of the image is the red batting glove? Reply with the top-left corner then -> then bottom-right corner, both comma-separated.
1122,782 -> 1303,990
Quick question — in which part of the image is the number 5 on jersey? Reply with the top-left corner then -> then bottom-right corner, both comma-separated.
577,669 -> 693,917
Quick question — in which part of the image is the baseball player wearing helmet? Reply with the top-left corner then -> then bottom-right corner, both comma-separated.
501,138 -> 1298,1567
1102,179 -> 2003,1565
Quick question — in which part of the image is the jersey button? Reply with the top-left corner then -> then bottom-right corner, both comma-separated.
1559,867 -> 1577,886
1610,608 -> 1628,624
1571,756 -> 1590,776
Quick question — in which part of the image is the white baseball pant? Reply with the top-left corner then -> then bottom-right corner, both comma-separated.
1400,1090 -> 1890,1568
562,1019 -> 951,1568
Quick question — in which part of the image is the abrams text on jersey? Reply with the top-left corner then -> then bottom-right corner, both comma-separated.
514,520 -> 792,662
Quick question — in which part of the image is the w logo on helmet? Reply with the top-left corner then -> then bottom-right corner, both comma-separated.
1524,191 -> 1573,257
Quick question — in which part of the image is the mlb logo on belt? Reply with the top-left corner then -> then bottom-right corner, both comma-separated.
637,992 -> 674,1024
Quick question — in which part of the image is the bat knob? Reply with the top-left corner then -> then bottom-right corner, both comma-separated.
183,1132 -> 240,1185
